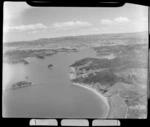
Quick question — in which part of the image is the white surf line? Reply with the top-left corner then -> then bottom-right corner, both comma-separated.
117,93 -> 128,118
72,83 -> 110,118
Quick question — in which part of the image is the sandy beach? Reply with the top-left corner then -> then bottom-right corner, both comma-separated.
72,82 -> 110,118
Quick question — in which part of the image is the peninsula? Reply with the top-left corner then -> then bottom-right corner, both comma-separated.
69,41 -> 147,118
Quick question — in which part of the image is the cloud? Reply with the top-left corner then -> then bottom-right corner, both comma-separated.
53,21 -> 92,29
101,17 -> 130,25
133,17 -> 148,31
114,17 -> 130,23
4,23 -> 47,33
141,17 -> 148,22
100,19 -> 113,24
4,2 -> 31,21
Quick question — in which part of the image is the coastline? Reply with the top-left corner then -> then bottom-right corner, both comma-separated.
72,82 -> 110,118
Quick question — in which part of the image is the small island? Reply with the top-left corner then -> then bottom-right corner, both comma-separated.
36,55 -> 45,59
48,64 -> 53,69
10,81 -> 32,90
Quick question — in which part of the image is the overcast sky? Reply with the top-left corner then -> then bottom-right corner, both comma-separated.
3,2 -> 148,42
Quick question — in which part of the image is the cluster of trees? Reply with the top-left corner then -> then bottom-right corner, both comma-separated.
72,70 -> 118,88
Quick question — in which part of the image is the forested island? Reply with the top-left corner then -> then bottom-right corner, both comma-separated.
9,81 -> 32,90
48,64 -> 53,69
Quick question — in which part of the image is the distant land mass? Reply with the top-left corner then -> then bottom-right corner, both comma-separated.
4,31 -> 148,47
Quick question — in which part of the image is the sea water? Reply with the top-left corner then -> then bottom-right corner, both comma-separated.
3,48 -> 107,118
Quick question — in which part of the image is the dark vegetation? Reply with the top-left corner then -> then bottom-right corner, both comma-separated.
48,64 -> 53,69
70,42 -> 147,71
73,70 -> 118,87
4,58 -> 29,64
3,48 -> 78,64
10,81 -> 32,90
71,42 -> 148,86
36,55 -> 45,59
4,49 -> 57,59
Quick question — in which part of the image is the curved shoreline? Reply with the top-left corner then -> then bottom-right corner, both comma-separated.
72,82 -> 110,118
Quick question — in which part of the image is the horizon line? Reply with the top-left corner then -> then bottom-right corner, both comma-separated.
4,30 -> 148,43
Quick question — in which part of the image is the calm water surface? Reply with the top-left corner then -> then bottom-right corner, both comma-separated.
3,48 -> 107,118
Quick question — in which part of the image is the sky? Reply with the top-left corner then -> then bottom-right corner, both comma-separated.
3,2 -> 148,42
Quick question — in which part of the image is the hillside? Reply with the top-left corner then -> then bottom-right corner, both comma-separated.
69,32 -> 148,118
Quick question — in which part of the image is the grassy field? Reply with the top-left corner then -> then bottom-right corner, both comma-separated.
107,94 -> 127,118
